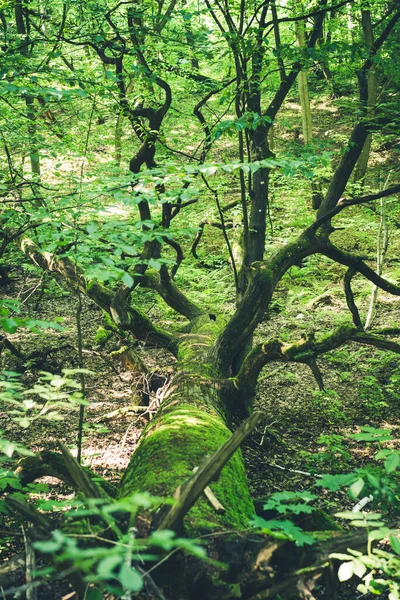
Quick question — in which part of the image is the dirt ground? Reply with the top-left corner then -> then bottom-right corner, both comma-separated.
1,258 -> 399,599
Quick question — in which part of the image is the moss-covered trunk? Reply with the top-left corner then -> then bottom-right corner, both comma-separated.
117,325 -> 256,597
118,369 -> 254,533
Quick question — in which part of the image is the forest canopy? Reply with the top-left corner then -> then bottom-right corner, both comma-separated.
1,0 -> 400,598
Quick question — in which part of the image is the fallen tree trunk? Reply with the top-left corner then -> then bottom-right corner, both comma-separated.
119,324 -> 256,537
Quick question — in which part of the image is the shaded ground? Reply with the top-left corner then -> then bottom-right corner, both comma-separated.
1,88 -> 400,598
1,252 -> 399,600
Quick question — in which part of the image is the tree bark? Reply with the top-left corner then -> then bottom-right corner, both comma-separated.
353,9 -> 377,185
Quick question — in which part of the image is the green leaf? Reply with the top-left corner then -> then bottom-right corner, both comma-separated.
350,426 -> 392,443
389,534 -> 400,555
352,559 -> 367,579
85,589 -> 103,600
121,272 -> 134,287
315,473 -> 355,491
368,527 -> 390,540
97,554 -> 122,577
329,553 -> 352,561
335,511 -> 382,520
375,449 -> 391,460
2,318 -> 18,333
384,452 -> 400,473
118,563 -> 143,592
366,473 -> 380,488
351,520 -> 384,528
337,561 -> 354,582
349,478 -> 364,499
33,534 -> 64,553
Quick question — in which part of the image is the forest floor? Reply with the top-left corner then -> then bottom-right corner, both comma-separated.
1,91 -> 400,598
1,254 -> 399,599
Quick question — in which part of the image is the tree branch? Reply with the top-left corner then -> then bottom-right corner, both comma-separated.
19,236 -> 179,355
140,271 -> 205,321
236,325 -> 400,393
156,411 -> 264,532
307,183 -> 400,235
321,241 -> 400,297
343,268 -> 363,328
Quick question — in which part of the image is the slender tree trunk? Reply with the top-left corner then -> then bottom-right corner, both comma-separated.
295,18 -> 323,209
25,95 -> 41,178
295,20 -> 312,144
354,9 -> 377,185
15,0 -> 41,178
115,78 -> 135,165
365,195 -> 389,329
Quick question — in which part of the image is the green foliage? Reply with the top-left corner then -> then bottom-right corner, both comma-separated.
300,433 -> 353,472
359,376 -> 389,417
317,428 -> 400,597
0,298 -> 64,334
0,369 -> 88,429
252,491 -> 317,546
311,389 -> 348,425
261,490 -> 317,515
31,495 -> 206,598
252,515 -> 315,547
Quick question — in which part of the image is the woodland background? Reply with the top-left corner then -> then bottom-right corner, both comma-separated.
1,0 -> 400,598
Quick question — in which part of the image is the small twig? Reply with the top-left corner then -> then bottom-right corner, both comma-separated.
75,292 -> 86,465
352,495 -> 374,513
308,359 -> 325,391
259,422 -> 278,447
201,175 -> 239,293
58,442 -> 109,499
137,566 -> 168,600
22,526 -> 37,600
192,467 -> 226,514
344,268 -> 363,329
365,176 -> 391,330
266,463 -> 323,479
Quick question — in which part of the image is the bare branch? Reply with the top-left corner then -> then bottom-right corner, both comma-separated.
58,443 -> 110,499
19,236 -> 179,354
307,183 -> 400,234
140,271 -> 205,321
156,411 -> 264,532
343,268 -> 363,328
236,325 -> 400,392
322,242 -> 400,297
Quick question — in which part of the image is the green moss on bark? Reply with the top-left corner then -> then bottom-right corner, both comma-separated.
118,404 -> 254,532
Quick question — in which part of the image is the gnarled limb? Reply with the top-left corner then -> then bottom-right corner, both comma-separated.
19,236 -> 179,355
14,450 -> 117,497
140,270 -> 205,321
317,122 -> 369,218
191,220 -> 234,260
235,326 -> 400,400
213,233 -> 323,374
343,268 -> 363,328
321,241 -> 400,297
58,442 -> 110,500
307,183 -> 400,235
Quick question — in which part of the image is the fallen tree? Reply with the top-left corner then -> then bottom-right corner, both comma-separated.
2,0 -> 400,598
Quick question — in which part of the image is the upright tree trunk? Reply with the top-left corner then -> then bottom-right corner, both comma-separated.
14,0 -> 41,178
295,18 -> 323,209
25,95 -> 41,178
354,9 -> 377,185
295,20 -> 312,145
